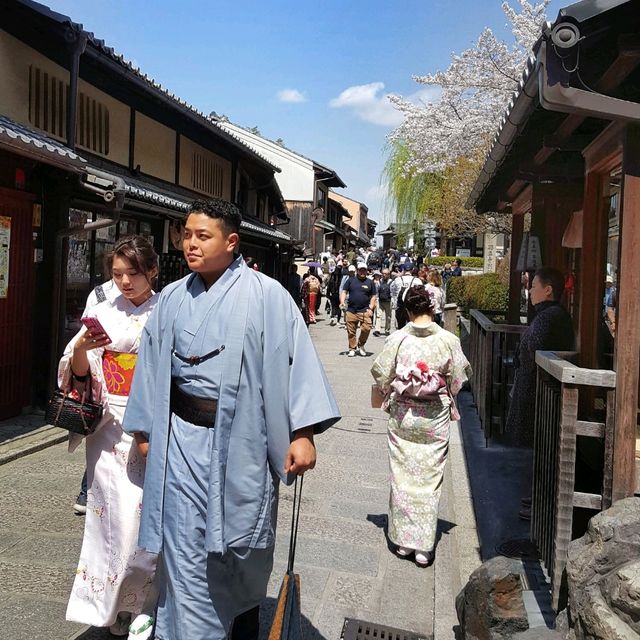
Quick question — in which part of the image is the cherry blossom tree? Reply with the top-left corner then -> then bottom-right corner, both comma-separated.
384,1 -> 549,239
389,0 -> 549,173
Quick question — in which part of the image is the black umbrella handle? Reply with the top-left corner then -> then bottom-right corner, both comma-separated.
287,475 -> 303,573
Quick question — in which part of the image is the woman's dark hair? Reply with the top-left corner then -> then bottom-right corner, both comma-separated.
188,198 -> 242,235
534,267 -> 565,301
107,235 -> 158,285
404,285 -> 435,316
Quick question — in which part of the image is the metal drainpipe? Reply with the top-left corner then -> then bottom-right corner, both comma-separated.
65,26 -> 88,151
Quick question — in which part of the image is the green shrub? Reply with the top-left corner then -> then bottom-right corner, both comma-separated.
427,255 -> 484,268
446,273 -> 508,314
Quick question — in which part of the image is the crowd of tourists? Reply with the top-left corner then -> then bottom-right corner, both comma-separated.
287,246 -> 463,357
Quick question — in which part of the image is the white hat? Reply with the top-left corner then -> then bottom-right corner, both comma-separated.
348,264 -> 356,272
357,263 -> 368,270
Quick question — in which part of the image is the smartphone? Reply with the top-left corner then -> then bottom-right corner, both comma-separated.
81,316 -> 111,343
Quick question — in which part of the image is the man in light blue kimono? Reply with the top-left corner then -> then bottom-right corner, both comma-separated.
122,198 -> 341,640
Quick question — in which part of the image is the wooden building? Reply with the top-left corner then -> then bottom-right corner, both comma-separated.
466,0 -> 640,610
215,122 -> 347,256
0,0 -> 292,420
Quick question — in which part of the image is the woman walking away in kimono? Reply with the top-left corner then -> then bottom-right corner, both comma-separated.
371,286 -> 471,567
302,269 -> 321,324
59,236 -> 159,638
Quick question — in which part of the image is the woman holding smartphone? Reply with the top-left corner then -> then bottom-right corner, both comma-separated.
58,236 -> 159,638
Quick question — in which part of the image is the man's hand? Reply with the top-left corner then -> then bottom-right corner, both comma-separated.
134,432 -> 149,459
284,427 -> 316,475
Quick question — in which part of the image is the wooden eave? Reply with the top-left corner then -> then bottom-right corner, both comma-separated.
473,3 -> 640,215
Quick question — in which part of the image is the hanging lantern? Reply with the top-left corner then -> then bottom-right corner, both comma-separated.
562,210 -> 583,248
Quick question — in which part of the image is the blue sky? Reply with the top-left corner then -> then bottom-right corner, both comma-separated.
48,0 -> 564,223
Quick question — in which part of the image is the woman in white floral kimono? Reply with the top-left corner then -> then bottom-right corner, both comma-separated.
371,285 -> 471,566
59,236 -> 159,638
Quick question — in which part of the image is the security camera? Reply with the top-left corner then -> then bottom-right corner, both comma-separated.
550,22 -> 581,49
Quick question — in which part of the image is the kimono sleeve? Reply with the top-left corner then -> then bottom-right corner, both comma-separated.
263,288 -> 341,437
445,334 -> 472,396
370,333 -> 404,395
122,303 -> 162,438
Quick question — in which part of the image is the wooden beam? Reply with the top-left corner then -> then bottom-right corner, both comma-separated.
508,214 -> 524,324
543,134 -> 596,152
578,171 -> 609,370
575,420 -> 605,438
612,124 -> 640,501
573,492 -> 602,510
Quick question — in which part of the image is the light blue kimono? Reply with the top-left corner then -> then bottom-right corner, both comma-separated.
122,256 -> 340,639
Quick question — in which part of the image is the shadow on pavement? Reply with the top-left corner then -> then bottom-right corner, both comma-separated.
72,597 -> 329,640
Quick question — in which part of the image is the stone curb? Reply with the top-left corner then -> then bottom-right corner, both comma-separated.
0,425 -> 68,466
434,414 -> 482,640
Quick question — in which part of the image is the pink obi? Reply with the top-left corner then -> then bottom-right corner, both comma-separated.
102,351 -> 138,396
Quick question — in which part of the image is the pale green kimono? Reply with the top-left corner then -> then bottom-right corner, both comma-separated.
371,322 -> 471,552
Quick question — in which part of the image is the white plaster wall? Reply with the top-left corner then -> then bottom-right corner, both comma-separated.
219,122 -> 314,201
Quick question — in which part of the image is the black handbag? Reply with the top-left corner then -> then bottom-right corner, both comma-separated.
44,388 -> 103,435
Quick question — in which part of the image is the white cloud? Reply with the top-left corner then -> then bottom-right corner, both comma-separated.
329,82 -> 443,127
330,82 -> 402,127
277,88 -> 307,103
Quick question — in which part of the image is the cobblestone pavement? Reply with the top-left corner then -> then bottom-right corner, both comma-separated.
0,310 -> 438,640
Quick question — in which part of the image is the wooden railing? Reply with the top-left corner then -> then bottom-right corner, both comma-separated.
469,310 -> 528,442
531,351 -> 616,612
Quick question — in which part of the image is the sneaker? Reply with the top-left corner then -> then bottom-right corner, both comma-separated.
384,331 -> 390,336
357,346 -> 367,357
73,492 -> 87,515
329,318 -> 337,326
128,614 -> 155,639
415,550 -> 434,567
347,350 -> 356,357
373,330 -> 380,337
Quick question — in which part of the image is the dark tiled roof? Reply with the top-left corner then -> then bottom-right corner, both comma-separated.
121,177 -> 291,242
0,114 -> 86,166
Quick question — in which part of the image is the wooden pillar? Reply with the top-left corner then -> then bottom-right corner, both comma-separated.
612,124 -> 640,501
578,172 -> 608,369
508,214 -> 524,324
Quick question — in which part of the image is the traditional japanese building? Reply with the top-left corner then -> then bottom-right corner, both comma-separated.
215,121 -> 348,256
0,0 -> 292,420
466,0 -> 640,611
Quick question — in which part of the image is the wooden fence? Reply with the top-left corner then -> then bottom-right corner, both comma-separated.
469,309 -> 528,443
531,351 -> 616,612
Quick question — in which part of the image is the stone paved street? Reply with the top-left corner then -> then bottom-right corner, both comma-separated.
0,310 -> 474,640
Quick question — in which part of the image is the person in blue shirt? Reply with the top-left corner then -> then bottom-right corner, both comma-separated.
339,264 -> 377,357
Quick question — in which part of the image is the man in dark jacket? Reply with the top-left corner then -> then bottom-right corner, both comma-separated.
506,267 -> 575,518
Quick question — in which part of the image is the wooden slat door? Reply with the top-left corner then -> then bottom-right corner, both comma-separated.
0,188 -> 35,420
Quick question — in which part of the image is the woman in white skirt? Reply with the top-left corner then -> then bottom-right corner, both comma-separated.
59,236 -> 159,638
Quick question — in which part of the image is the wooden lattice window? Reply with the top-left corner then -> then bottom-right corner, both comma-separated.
192,151 -> 224,197
28,65 -> 110,155
28,65 -> 67,138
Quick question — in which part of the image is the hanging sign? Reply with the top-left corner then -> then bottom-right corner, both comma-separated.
0,216 -> 11,298
484,233 -> 498,273
516,233 -> 542,271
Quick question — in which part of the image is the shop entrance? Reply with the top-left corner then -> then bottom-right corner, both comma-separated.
0,187 -> 35,419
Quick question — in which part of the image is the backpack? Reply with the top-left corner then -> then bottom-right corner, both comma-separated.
396,277 -> 419,310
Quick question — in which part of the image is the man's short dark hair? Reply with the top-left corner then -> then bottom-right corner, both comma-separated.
188,198 -> 242,235
455,258 -> 462,266
534,267 -> 565,301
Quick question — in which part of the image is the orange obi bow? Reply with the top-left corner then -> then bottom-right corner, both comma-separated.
102,351 -> 138,396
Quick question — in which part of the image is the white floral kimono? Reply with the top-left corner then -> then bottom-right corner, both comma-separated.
371,322 -> 471,553
58,293 -> 159,627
